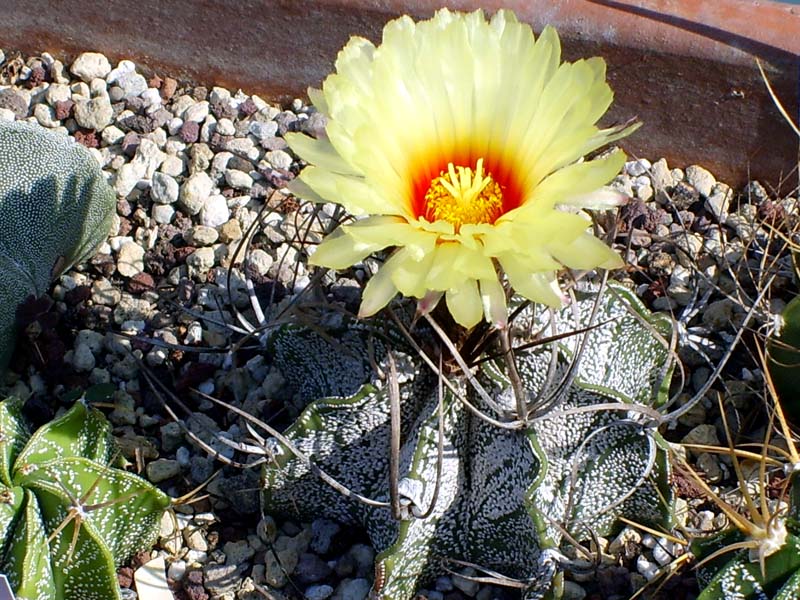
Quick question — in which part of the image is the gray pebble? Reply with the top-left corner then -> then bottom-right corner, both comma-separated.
151,171 -> 179,204
305,584 -> 334,600
686,164 -> 716,197
146,458 -> 181,482
310,518 -> 340,554
332,578 -> 370,600
152,204 -> 175,224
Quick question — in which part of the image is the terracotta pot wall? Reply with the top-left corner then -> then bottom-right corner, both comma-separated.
1,0 -> 798,188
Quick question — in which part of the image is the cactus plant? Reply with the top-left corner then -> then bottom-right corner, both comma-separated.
261,282 -> 674,599
0,120 -> 115,370
767,295 -> 800,423
0,396 -> 171,600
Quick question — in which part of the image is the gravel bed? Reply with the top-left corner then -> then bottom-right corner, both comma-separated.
1,48 -> 797,600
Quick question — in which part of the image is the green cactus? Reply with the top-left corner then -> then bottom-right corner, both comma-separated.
0,120 -> 116,370
0,396 -> 171,600
692,474 -> 800,600
767,295 -> 800,423
261,282 -> 674,599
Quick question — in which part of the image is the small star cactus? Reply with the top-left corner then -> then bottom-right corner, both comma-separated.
0,397 -> 171,600
0,120 -> 115,370
261,283 -> 674,599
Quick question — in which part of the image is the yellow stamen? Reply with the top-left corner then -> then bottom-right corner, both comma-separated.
424,158 -> 503,230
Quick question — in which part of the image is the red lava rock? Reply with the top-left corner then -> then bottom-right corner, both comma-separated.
64,285 -> 92,306
25,64 -> 47,88
210,98 -> 236,120
176,362 -> 218,391
209,131 -> 232,152
183,585 -> 208,600
186,570 -> 204,585
148,74 -> 163,89
238,97 -> 257,117
117,567 -> 134,589
54,99 -> 74,120
128,272 -> 155,294
179,120 -> 200,143
161,77 -> 178,101
73,129 -> 99,148
121,113 -> 156,134
89,254 -> 116,278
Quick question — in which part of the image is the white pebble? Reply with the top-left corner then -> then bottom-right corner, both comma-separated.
200,194 -> 230,227
625,158 -> 651,177
70,52 -> 112,82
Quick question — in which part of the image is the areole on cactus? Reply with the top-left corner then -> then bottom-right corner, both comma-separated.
0,396 -> 171,600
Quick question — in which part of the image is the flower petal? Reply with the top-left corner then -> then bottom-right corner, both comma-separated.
285,132 -> 360,176
480,277 -> 508,329
499,254 -> 563,307
308,229 -> 378,269
299,167 -> 400,216
549,232 -> 625,270
359,257 -> 400,318
446,279 -> 482,328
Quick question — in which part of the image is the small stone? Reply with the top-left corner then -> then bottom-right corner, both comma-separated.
685,164 -> 716,198
167,560 -> 187,581
452,568 -> 479,596
705,184 -> 732,222
70,52 -> 112,82
305,584 -> 334,600
72,343 -> 96,372
625,158 -> 651,177
225,168 -> 253,190
200,194 -> 229,227
187,247 -> 216,271
117,241 -> 145,277
152,204 -> 175,224
184,526 -> 209,552
146,458 -> 181,482
223,540 -> 255,565
34,103 -> 59,128
332,578 -> 370,600
203,564 -> 244,596
46,82 -> 72,105
151,172 -> 179,204
265,149 -> 293,170
180,120 -> 200,143
681,424 -> 720,452
294,553 -> 332,585
186,225 -> 219,246
74,95 -> 113,130
184,101 -> 210,123
702,298 -> 734,330
181,171 -> 214,215
310,519 -> 340,554
247,249 -> 273,277
219,219 -> 242,243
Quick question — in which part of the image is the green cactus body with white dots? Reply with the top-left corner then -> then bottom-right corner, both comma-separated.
261,283 -> 675,599
0,398 -> 170,600
0,120 -> 116,370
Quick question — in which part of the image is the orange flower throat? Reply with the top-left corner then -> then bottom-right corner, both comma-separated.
423,158 -> 504,230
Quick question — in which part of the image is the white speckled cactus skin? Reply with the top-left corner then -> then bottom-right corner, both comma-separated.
262,283 -> 675,600
0,120 -> 115,370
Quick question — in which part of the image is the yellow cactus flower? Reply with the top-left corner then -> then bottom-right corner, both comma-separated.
286,8 -> 637,329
